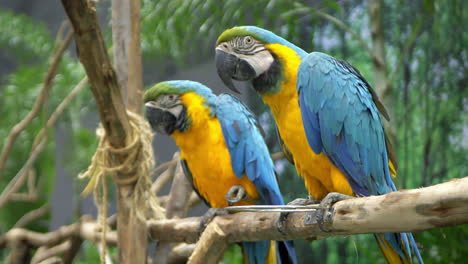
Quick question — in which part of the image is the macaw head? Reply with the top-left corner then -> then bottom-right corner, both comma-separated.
215,26 -> 305,94
144,80 -> 215,135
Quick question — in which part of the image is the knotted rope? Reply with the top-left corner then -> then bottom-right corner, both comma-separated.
79,110 -> 164,263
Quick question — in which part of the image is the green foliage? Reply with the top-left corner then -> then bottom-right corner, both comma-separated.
74,241 -> 118,263
140,0 -> 307,65
0,8 -> 94,235
0,10 -> 52,62
221,244 -> 243,264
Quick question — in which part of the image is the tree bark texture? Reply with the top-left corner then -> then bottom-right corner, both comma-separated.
61,0 -> 146,263
146,177 -> 468,263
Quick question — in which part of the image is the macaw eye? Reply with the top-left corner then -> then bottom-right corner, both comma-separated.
168,94 -> 175,101
244,36 -> 253,45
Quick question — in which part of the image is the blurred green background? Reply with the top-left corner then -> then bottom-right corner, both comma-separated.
0,0 -> 467,263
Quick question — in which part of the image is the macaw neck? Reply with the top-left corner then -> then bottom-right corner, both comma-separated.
171,92 -> 217,150
259,43 -> 303,115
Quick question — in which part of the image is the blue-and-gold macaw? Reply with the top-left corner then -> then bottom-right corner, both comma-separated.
214,26 -> 423,264
144,80 -> 297,264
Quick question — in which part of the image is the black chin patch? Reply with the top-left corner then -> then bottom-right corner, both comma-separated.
252,54 -> 281,94
145,107 -> 177,134
232,58 -> 256,81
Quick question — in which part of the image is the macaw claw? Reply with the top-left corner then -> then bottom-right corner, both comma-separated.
308,192 -> 354,232
226,185 -> 249,205
198,208 -> 229,237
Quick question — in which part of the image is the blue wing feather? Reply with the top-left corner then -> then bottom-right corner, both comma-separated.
215,94 -> 297,264
297,52 -> 422,263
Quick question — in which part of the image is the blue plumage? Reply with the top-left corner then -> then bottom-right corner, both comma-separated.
215,94 -> 297,264
297,52 -> 423,263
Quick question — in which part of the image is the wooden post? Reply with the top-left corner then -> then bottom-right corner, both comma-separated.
61,0 -> 147,263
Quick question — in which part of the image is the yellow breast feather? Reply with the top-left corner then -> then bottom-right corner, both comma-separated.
171,92 -> 259,207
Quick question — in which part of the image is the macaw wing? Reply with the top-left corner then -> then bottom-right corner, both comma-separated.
297,52 -> 395,196
215,94 -> 284,205
276,126 -> 295,165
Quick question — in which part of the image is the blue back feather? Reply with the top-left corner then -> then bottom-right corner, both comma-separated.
297,52 -> 423,263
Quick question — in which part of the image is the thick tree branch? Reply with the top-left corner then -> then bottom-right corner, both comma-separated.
145,177 -> 468,263
61,0 -> 130,147
61,1 -> 152,263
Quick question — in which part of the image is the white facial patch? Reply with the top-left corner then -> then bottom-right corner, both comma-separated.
168,104 -> 184,118
237,50 -> 274,77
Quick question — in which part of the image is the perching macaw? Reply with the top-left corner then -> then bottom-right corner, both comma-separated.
214,26 -> 423,264
144,80 -> 297,264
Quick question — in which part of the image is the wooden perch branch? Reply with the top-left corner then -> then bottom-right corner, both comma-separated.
145,177 -> 468,263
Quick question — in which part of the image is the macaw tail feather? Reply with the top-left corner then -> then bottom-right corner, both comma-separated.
375,233 -> 424,264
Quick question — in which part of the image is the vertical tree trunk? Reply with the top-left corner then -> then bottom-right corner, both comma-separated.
112,0 -> 144,115
367,0 -> 396,141
112,0 -> 146,263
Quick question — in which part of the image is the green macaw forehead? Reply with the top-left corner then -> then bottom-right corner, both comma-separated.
144,82 -> 182,102
144,80 -> 216,105
216,26 -> 263,44
216,26 -> 307,57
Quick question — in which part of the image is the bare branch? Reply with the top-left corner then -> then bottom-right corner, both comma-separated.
271,152 -> 285,161
14,204 -> 49,228
62,235 -> 83,264
0,29 -> 73,179
6,240 -> 31,264
154,154 -> 193,263
31,240 -> 71,264
168,243 -> 196,264
37,257 -> 62,264
152,153 -> 179,195
1,216 -> 117,249
0,77 -> 88,208
0,140 -> 48,208
152,159 -> 178,179
146,177 -> 468,263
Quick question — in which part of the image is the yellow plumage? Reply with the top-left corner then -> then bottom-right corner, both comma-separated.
263,43 -> 354,200
171,92 -> 277,263
171,92 -> 260,208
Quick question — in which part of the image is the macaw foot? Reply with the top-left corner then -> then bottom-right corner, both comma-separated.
311,192 -> 354,232
225,185 -> 249,205
198,208 -> 229,237
277,195 -> 318,234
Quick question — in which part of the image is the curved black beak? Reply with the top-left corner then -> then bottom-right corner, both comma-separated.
215,49 -> 257,94
145,103 -> 177,135
215,49 -> 240,93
